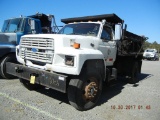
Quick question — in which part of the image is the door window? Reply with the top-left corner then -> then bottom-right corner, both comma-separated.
101,26 -> 112,40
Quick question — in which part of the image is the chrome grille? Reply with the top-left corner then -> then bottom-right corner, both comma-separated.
20,37 -> 54,64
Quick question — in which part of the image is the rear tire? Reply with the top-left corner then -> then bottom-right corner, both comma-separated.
68,71 -> 102,111
19,78 -> 44,90
0,54 -> 17,79
128,62 -> 139,84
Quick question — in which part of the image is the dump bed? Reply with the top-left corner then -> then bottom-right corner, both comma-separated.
28,13 -> 52,28
61,13 -> 123,24
117,30 -> 147,56
28,13 -> 53,33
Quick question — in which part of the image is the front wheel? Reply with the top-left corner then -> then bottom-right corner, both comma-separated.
0,54 -> 17,79
152,57 -> 156,61
67,71 -> 102,111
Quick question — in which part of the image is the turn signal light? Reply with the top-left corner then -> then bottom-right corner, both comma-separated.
73,43 -> 80,49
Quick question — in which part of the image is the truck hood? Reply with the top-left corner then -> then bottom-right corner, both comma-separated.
0,33 -> 17,45
22,34 -> 100,50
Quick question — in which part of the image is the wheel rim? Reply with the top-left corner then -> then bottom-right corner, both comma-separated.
83,77 -> 99,101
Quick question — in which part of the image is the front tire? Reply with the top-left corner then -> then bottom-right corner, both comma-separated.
0,54 -> 17,79
152,57 -> 156,61
68,71 -> 102,111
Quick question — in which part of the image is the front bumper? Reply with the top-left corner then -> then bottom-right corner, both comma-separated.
6,62 -> 67,93
143,56 -> 154,59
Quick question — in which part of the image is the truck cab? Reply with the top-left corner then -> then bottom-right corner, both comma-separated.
57,21 -> 117,66
0,13 -> 54,79
0,17 -> 41,46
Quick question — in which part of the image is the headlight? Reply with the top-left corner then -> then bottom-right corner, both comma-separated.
65,55 -> 74,66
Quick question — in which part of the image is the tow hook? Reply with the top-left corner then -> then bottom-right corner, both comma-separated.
15,67 -> 23,73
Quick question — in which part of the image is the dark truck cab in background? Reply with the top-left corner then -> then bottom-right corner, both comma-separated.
0,13 -> 56,79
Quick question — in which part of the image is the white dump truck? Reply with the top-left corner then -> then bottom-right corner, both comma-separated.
6,14 -> 147,110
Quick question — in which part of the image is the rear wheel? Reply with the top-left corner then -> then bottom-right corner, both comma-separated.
68,71 -> 102,111
19,78 -> 44,90
128,62 -> 139,84
0,54 -> 17,79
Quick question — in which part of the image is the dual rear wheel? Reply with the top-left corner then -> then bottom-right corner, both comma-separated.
128,62 -> 139,84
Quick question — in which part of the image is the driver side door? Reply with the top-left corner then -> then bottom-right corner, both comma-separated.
98,25 -> 117,66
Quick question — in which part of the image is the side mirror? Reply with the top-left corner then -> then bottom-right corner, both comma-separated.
114,23 -> 122,40
30,20 -> 35,30
124,24 -> 127,31
28,19 -> 36,33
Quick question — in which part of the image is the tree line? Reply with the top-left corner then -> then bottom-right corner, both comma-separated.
143,41 -> 160,53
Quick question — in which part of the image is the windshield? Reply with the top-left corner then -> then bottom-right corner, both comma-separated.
146,49 -> 155,52
58,23 -> 100,37
1,18 -> 24,33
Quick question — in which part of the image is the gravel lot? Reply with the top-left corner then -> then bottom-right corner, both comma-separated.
0,60 -> 160,120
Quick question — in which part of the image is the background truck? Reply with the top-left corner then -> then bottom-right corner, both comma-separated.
0,13 -> 58,79
6,14 -> 147,110
143,48 -> 159,61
